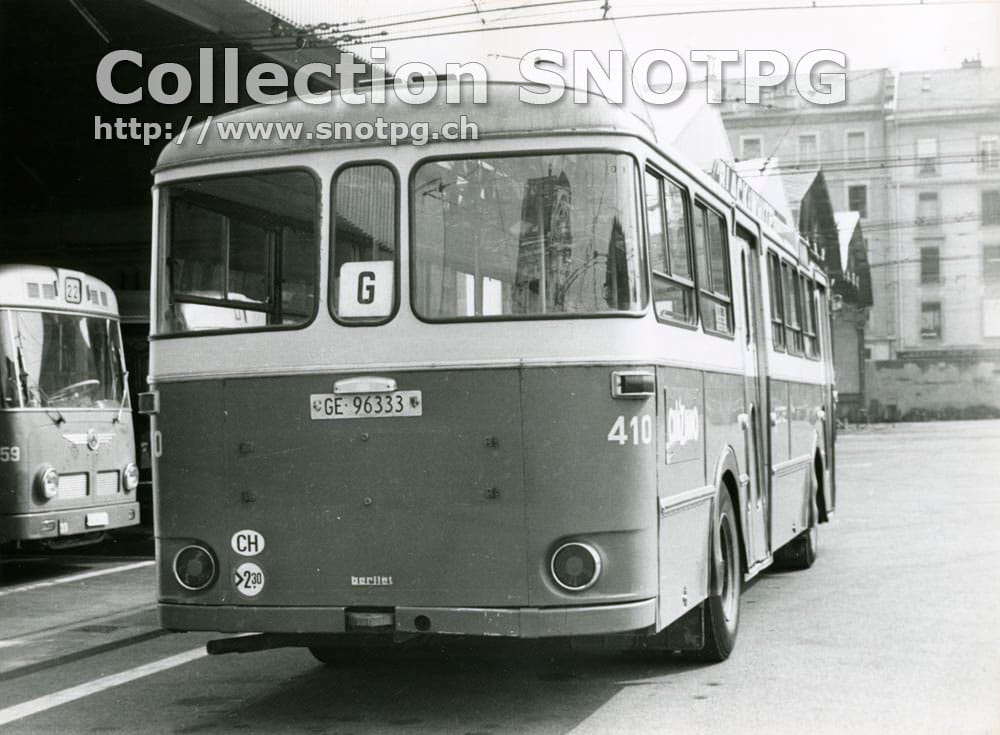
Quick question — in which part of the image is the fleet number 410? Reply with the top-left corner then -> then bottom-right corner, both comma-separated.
607,416 -> 653,446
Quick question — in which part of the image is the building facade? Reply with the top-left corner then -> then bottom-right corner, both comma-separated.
867,61 -> 1000,418
723,63 -> 1000,418
722,69 -> 895,357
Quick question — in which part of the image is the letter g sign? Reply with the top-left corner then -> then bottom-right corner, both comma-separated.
338,261 -> 393,318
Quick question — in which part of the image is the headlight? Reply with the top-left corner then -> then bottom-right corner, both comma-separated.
173,545 -> 217,591
35,466 -> 59,500
123,463 -> 140,492
550,541 -> 602,592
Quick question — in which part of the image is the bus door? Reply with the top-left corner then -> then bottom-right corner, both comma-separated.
735,230 -> 770,565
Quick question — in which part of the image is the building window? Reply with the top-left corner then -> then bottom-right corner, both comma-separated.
983,190 -> 1000,226
798,134 -> 818,166
917,192 -> 940,225
846,131 -> 867,162
985,244 -> 1000,282
740,136 -> 762,160
981,136 -> 1000,171
920,302 -> 942,340
920,246 -> 941,284
847,184 -> 868,219
916,138 -> 938,175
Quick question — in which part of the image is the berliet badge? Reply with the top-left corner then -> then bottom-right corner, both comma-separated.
351,575 -> 394,586
86,428 -> 99,451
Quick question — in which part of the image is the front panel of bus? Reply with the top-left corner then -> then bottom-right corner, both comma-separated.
150,143 -> 665,637
0,307 -> 139,544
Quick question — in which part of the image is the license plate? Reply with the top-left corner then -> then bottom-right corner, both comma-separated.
86,512 -> 109,527
310,391 -> 422,420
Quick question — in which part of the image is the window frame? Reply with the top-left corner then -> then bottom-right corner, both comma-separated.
980,135 -> 999,172
328,160 -> 402,327
845,130 -> 868,163
407,148 -> 649,324
846,182 -> 869,219
800,273 -> 820,360
983,243 -> 1000,282
982,190 -> 1000,227
692,199 -> 735,339
781,261 -> 805,355
919,244 -> 941,284
920,301 -> 942,340
767,251 -> 786,352
916,137 -> 939,176
797,132 -> 820,167
644,166 -> 698,328
917,191 -> 940,225
153,166 -> 322,340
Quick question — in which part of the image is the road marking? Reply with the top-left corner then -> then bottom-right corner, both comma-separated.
0,560 -> 154,597
0,646 -> 207,726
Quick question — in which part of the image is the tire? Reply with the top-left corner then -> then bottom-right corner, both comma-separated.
691,490 -> 742,662
773,466 -> 819,571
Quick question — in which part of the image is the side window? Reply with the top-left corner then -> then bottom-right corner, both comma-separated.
801,274 -> 819,359
782,262 -> 804,354
330,164 -> 397,323
767,251 -> 785,351
693,204 -> 733,335
160,169 -> 318,335
645,170 -> 696,324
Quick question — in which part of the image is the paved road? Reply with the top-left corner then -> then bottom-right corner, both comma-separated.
1,421 -> 998,734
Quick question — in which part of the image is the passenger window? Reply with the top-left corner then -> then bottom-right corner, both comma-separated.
161,169 -> 318,335
782,262 -> 804,354
693,204 -> 733,335
802,275 -> 819,358
645,170 -> 695,324
767,251 -> 785,351
330,164 -> 397,323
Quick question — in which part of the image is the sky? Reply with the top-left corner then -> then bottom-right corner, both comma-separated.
259,0 -> 1000,75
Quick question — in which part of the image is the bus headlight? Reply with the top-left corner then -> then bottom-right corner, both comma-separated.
550,541 -> 602,592
123,463 -> 140,492
35,466 -> 59,500
173,545 -> 217,591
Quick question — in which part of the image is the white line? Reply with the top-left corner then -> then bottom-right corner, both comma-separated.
0,647 -> 206,726
0,560 -> 154,597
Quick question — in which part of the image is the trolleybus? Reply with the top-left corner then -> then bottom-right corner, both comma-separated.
146,82 -> 835,662
1,265 -> 140,548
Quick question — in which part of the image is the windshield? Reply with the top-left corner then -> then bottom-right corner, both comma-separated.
0,309 -> 127,409
412,153 -> 645,320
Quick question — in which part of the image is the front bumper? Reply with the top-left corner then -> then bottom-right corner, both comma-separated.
160,598 -> 656,638
0,501 -> 140,542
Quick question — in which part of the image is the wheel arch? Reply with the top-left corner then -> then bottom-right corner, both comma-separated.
708,446 -> 749,596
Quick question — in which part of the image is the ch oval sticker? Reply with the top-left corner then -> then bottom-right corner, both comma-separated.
231,529 -> 266,557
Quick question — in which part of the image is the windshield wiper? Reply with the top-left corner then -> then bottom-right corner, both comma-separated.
113,370 -> 130,424
14,332 -> 65,426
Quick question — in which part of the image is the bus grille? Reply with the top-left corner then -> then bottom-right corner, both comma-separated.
95,471 -> 120,496
59,473 -> 89,499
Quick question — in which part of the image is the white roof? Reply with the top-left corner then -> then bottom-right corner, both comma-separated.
834,211 -> 861,270
0,265 -> 119,316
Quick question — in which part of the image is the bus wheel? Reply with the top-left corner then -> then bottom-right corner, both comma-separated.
694,490 -> 742,662
774,468 -> 819,571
